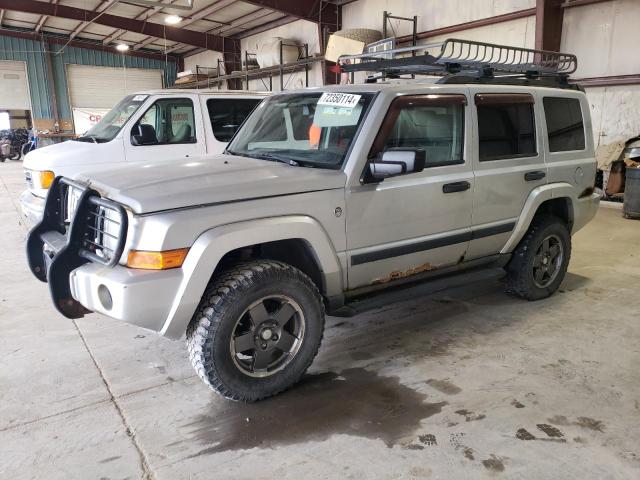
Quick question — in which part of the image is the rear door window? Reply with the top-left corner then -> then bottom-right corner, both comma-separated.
543,97 -> 585,152
207,98 -> 262,142
476,93 -> 536,161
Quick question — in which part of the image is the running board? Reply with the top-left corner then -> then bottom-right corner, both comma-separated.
331,263 -> 507,318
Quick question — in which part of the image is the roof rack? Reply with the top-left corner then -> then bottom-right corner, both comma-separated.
338,38 -> 578,87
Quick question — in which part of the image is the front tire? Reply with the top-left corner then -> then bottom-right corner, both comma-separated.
186,260 -> 325,402
505,215 -> 571,300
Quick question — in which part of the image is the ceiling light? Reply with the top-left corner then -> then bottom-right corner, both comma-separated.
116,43 -> 130,52
165,15 -> 182,25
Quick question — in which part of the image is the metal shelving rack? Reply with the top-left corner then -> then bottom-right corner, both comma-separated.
174,40 -> 321,91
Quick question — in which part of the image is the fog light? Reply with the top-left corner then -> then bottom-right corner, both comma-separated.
98,284 -> 113,310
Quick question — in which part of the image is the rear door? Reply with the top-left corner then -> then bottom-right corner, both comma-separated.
466,89 -> 547,260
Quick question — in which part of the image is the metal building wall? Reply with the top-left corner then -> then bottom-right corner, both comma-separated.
0,35 -> 52,119
0,34 -> 177,123
52,45 -> 177,120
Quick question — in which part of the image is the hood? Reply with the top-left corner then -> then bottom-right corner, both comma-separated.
75,155 -> 347,214
23,138 -> 121,171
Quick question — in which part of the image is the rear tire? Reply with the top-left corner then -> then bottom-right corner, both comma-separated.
186,260 -> 325,402
505,215 -> 571,300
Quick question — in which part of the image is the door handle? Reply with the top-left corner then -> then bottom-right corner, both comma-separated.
442,181 -> 471,194
524,170 -> 546,181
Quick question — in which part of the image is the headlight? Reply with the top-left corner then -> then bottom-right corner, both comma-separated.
36,170 -> 55,189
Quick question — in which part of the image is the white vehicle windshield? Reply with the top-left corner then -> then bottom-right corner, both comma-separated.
226,92 -> 374,168
76,94 -> 148,143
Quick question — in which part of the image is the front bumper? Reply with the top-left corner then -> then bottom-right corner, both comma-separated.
26,176 -> 129,319
70,263 -> 182,332
20,190 -> 45,227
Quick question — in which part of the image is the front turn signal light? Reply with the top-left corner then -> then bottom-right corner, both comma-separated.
39,170 -> 55,189
127,248 -> 189,270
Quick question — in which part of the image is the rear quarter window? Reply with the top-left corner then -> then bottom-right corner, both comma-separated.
543,97 -> 586,152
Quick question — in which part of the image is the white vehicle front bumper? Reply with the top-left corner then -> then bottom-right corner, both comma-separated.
20,190 -> 45,227
69,263 -> 184,335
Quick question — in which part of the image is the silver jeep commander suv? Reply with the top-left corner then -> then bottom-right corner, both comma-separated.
27,40 -> 599,401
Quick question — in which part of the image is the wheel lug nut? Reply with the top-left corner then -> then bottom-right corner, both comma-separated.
272,335 -> 278,341
261,343 -> 267,349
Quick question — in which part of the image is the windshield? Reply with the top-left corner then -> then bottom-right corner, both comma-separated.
78,94 -> 148,143
226,92 -> 373,168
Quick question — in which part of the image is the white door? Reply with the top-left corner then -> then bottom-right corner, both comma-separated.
123,95 -> 205,163
66,64 -> 163,110
0,61 -> 31,110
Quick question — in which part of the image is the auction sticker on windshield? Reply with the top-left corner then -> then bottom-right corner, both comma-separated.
318,93 -> 361,109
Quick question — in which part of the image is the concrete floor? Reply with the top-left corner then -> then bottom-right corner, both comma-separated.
1,160 -> 639,480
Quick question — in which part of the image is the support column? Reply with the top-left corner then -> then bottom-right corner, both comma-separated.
318,2 -> 341,86
223,38 -> 242,90
535,0 -> 564,51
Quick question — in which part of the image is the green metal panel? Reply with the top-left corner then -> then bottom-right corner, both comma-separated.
0,34 -> 178,120
0,35 -> 52,118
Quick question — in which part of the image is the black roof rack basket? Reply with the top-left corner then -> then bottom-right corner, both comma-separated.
338,38 -> 577,82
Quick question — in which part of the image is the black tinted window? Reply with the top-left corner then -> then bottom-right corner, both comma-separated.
543,97 -> 585,152
207,98 -> 262,142
478,102 -> 536,161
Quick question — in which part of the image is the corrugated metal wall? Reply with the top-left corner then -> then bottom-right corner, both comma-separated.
0,35 -> 52,119
52,45 -> 177,119
0,34 -> 177,121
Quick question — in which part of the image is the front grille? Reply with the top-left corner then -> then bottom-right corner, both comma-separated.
55,177 -> 128,267
78,196 -> 127,266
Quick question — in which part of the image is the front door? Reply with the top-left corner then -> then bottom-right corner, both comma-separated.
124,95 -> 205,164
346,93 -> 474,289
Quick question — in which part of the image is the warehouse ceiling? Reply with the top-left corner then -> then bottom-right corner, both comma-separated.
0,0 -> 344,55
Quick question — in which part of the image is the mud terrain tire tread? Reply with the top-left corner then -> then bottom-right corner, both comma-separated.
186,260 -> 325,402
505,215 -> 571,301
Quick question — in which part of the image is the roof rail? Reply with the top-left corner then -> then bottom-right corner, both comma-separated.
338,38 -> 578,82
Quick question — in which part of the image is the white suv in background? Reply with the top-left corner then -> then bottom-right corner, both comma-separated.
21,89 -> 267,224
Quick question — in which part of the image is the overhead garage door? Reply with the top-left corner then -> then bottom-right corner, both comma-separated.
67,64 -> 163,109
0,61 -> 31,110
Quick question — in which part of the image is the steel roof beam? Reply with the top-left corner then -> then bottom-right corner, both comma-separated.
131,0 -> 236,50
0,0 -> 231,52
241,0 -> 338,24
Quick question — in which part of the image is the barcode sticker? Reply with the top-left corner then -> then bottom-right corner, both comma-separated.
318,93 -> 361,109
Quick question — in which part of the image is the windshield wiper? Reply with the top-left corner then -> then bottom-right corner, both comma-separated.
226,149 -> 299,166
254,153 -> 299,166
74,135 -> 99,144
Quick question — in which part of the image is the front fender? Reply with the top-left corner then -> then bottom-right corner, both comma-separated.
160,215 -> 343,339
500,183 -> 576,254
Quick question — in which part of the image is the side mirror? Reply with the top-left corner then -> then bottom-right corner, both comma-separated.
131,123 -> 158,146
367,148 -> 426,182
